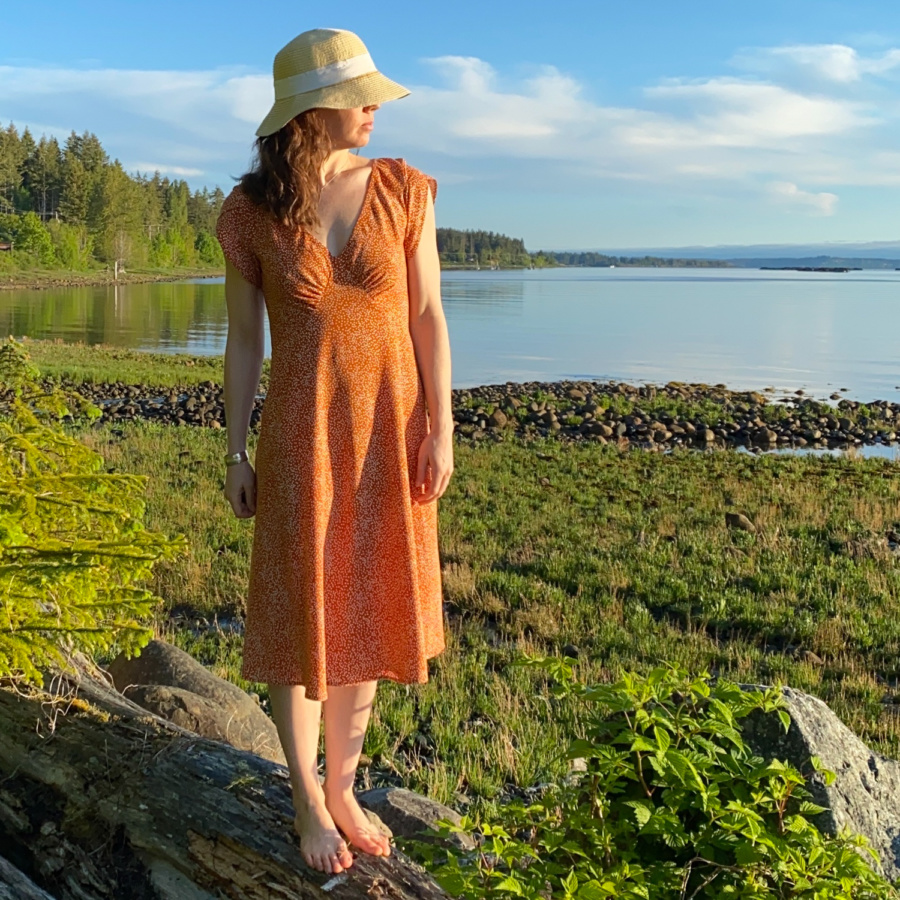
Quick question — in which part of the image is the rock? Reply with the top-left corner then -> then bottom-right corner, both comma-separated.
357,787 -> 476,851
743,686 -> 900,882
487,408 -> 508,428
562,756 -> 588,788
106,640 -> 285,764
124,685 -> 281,763
725,512 -> 756,533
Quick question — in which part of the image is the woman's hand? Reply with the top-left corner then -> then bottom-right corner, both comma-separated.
224,461 -> 257,518
413,428 -> 454,504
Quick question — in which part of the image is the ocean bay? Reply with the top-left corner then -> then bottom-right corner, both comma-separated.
3,267 -> 899,401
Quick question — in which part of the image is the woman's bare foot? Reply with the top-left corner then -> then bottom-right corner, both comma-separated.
293,795 -> 355,874
323,786 -> 392,858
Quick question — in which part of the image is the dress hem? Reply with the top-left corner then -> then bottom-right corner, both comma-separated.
240,643 -> 446,700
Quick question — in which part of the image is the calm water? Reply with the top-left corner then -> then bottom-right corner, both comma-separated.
3,268 -> 900,401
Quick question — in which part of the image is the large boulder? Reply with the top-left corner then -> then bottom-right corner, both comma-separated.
743,685 -> 900,882
106,639 -> 285,765
358,787 -> 476,851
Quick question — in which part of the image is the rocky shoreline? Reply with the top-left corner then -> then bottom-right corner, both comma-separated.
24,375 -> 900,453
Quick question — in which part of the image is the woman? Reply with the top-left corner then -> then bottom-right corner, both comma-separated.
217,28 -> 454,876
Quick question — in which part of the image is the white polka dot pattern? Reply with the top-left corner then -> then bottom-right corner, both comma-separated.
216,157 -> 444,700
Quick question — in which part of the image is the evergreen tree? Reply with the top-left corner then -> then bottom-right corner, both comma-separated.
0,124 -> 24,213
89,161 -> 145,263
59,154 -> 90,226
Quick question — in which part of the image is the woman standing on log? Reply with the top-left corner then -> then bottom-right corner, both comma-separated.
217,28 -> 453,875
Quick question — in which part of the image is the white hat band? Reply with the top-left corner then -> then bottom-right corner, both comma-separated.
273,51 -> 377,100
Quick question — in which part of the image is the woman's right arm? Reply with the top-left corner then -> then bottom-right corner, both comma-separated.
223,258 -> 266,518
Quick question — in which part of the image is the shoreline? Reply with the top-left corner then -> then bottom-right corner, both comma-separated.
0,268 -> 225,292
44,373 -> 900,454
2,262 -> 744,291
9,339 -> 899,454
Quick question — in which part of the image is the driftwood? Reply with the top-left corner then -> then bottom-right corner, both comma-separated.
0,854 -> 56,900
0,655 -> 450,900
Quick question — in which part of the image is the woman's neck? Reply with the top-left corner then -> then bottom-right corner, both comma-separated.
321,149 -> 353,186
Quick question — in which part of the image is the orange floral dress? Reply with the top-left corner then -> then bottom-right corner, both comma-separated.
215,157 -> 444,700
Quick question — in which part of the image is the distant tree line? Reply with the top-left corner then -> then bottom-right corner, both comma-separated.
436,229 -> 725,268
536,250 -> 726,268
0,123 -> 224,271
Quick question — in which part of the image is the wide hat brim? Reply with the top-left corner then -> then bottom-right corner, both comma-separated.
256,70 -> 410,137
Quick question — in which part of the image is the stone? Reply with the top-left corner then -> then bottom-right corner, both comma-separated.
487,408 -> 508,428
357,787 -> 476,851
743,686 -> 900,882
725,512 -> 756,533
106,640 -> 285,765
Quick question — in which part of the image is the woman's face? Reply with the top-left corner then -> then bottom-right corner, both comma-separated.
320,105 -> 380,150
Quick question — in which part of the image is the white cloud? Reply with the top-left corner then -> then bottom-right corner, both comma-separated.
644,78 -> 869,143
736,43 -> 900,83
130,163 -> 206,176
768,181 -> 839,216
408,56 -> 594,142
0,42 -> 898,211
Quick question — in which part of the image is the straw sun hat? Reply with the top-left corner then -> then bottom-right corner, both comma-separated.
256,28 -> 410,137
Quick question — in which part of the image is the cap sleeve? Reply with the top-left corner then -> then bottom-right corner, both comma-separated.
403,163 -> 438,258
215,188 -> 263,289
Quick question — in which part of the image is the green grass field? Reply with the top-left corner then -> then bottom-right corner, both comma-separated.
21,337 -> 900,820
72,408 -> 900,821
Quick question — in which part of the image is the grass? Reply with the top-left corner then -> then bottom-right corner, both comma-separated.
19,338 -> 261,390
0,263 -> 223,290
74,412 -> 900,821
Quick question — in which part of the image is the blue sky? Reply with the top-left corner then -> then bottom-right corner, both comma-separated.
3,0 -> 900,250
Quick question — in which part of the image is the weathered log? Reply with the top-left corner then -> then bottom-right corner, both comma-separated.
0,855 -> 56,900
0,655 -> 450,899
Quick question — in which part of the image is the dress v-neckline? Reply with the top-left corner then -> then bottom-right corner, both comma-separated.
306,158 -> 379,262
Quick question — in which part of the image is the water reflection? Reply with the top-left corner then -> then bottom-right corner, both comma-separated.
0,279 -> 230,355
2,268 -> 899,398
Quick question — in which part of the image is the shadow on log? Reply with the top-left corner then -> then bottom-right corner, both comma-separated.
0,654 -> 450,899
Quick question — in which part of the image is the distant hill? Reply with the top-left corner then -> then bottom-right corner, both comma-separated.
726,256 -> 900,270
587,242 -> 900,264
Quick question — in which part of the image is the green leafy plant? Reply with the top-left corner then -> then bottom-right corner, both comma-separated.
0,337 -> 187,684
404,659 -> 896,899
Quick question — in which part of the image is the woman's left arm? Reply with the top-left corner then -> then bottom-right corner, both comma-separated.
408,186 -> 454,503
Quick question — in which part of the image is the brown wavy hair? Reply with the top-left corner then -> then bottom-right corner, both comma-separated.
239,110 -> 332,229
